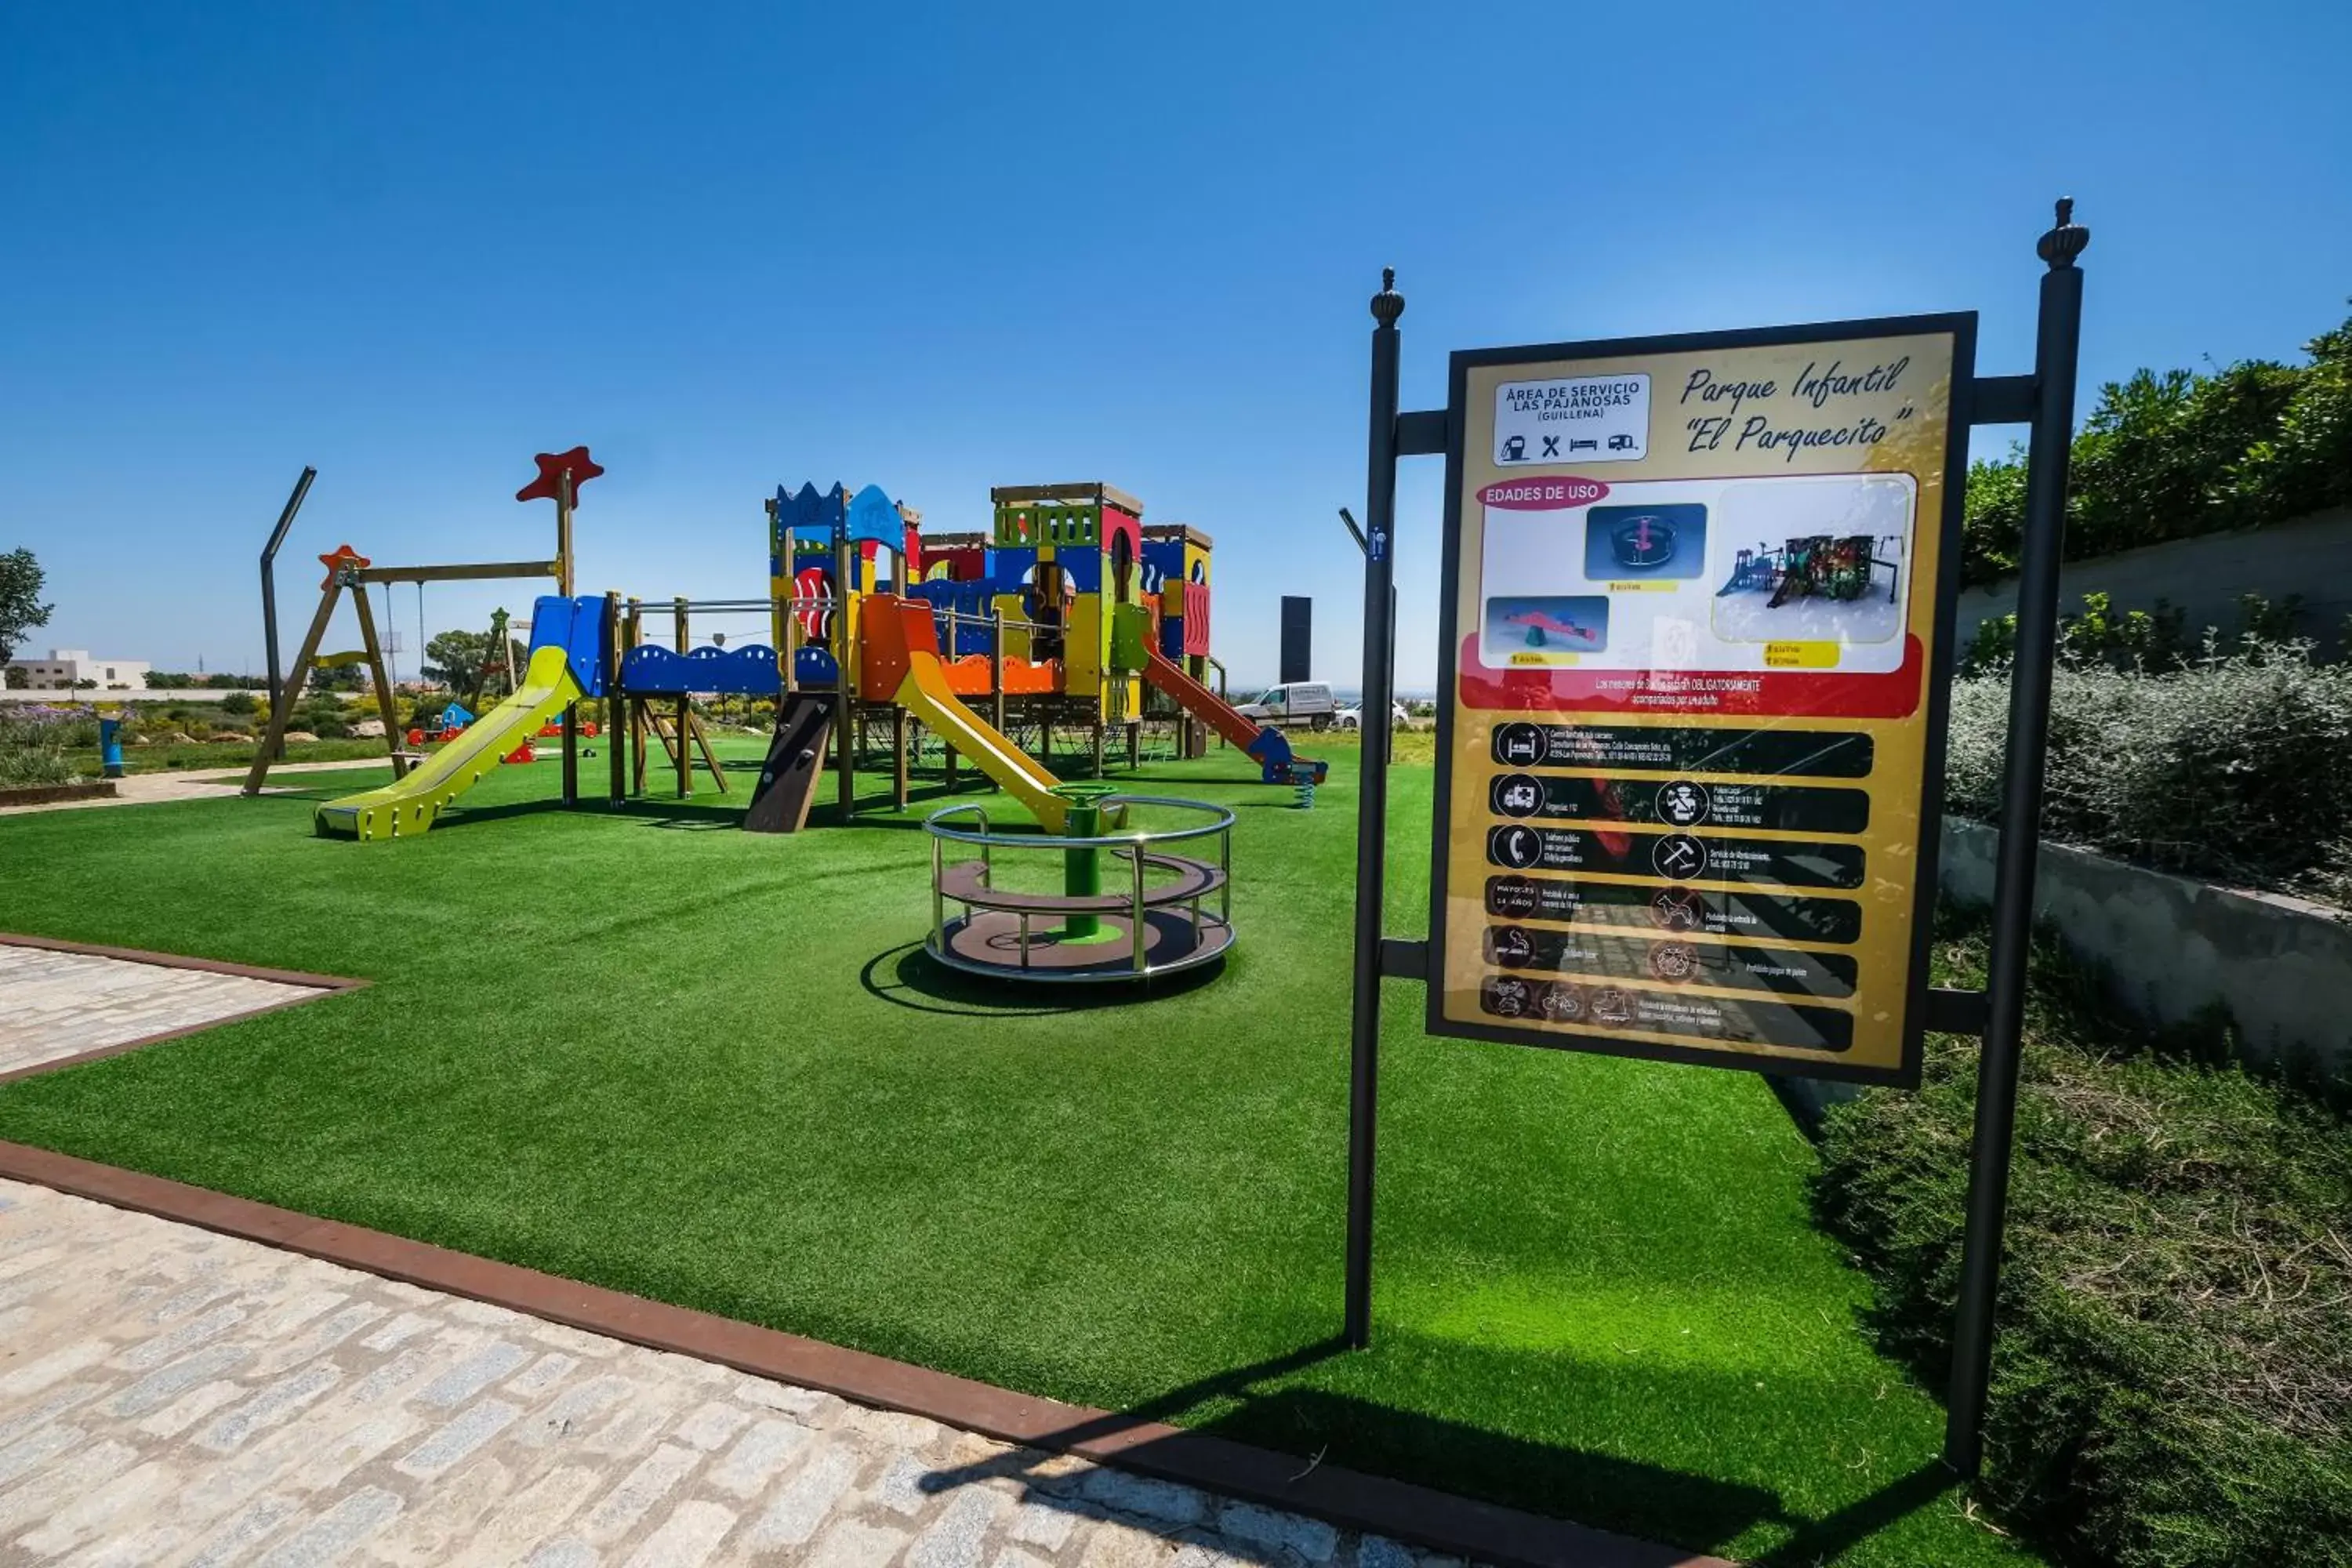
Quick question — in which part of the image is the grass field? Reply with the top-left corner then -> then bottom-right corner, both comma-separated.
0,733 -> 2028,1565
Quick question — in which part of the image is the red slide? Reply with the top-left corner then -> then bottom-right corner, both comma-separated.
1142,648 -> 1260,752
1141,648 -> 1325,784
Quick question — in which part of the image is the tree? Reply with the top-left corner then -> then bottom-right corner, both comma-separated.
2,665 -> 26,689
0,547 -> 53,666
423,629 -> 526,694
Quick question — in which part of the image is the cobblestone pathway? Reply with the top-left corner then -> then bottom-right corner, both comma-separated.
0,1181 -> 1455,1566
0,948 -> 327,1080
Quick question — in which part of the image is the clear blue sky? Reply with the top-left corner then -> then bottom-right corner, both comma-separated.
3,1 -> 2344,690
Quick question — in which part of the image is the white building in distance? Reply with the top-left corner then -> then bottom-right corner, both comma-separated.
3,648 -> 153,691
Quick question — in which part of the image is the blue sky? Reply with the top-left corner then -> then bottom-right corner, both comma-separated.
2,1 -> 2344,690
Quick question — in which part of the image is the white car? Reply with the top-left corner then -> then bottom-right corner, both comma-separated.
1336,701 -> 1412,731
1236,681 -> 1338,731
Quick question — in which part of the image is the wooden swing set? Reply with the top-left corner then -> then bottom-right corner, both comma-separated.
241,448 -> 594,796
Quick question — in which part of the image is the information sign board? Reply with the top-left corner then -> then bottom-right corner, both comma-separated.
1428,316 -> 1975,1083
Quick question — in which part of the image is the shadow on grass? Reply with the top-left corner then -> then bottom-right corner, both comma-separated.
857,941 -> 1222,1018
913,1337 -> 1962,1565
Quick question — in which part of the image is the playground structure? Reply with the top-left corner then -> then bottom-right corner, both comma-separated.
1715,533 -> 1904,607
252,452 -> 1319,851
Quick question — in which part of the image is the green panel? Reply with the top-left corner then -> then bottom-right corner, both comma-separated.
1111,602 -> 1153,671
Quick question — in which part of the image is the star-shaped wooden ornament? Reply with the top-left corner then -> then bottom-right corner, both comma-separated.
318,543 -> 372,589
516,445 -> 605,505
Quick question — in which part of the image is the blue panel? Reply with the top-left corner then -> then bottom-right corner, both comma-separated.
1160,615 -> 1184,659
989,547 -> 1035,588
842,484 -> 902,550
1060,550 -> 1102,593
620,644 -> 782,696
1142,540 -> 1184,582
779,481 -> 847,543
525,595 -> 576,659
795,646 -> 840,685
909,579 -> 996,656
563,595 -> 610,695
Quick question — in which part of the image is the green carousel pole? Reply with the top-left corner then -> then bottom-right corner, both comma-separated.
1051,781 -> 1121,943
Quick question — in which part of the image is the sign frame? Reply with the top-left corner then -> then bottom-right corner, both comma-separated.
1424,313 -> 1980,1090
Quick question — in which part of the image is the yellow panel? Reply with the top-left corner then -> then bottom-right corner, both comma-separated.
993,593 -> 1029,659
1065,595 -> 1103,696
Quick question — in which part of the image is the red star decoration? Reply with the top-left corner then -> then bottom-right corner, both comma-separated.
516,445 -> 605,505
318,543 -> 371,589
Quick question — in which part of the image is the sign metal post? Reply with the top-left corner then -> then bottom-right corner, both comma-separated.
1945,200 -> 2089,1475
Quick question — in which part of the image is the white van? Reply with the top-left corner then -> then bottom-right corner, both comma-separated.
1236,681 -> 1338,731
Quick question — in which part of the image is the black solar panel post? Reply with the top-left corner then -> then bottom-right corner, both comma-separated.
1279,597 -> 1312,684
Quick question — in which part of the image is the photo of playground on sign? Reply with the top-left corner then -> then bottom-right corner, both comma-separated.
1430,321 -> 1969,1083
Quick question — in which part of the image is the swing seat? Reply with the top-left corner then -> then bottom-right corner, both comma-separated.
314,651 -> 371,669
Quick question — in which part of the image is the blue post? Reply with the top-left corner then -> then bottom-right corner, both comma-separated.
99,717 -> 125,779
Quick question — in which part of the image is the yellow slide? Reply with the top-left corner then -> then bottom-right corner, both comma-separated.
894,650 -> 1069,833
316,644 -> 583,841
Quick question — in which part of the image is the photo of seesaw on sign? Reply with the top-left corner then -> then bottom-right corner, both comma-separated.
1584,504 -> 1708,580
1483,596 -> 1611,658
1709,474 -> 1915,650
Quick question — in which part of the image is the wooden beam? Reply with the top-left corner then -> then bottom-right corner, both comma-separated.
354,561 -> 561,586
687,711 -> 728,795
242,579 -> 343,795
892,707 -> 909,812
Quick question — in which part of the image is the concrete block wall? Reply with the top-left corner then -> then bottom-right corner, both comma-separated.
1955,506 -> 2352,655
1939,818 -> 2351,1080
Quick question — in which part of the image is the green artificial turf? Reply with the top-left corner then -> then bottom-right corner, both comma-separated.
0,737 -> 2029,1565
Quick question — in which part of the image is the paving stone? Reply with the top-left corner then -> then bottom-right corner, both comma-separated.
1080,1466 -> 1209,1528
807,1518 -> 913,1568
581,1440 -> 702,1544
194,1362 -> 341,1451
0,1437 -> 138,1534
181,1492 -> 304,1568
907,1484 -> 1006,1568
1006,1496 -> 1086,1550
397,1398 -> 522,1476
416,1339 -> 532,1407
137,1380 -> 249,1439
746,1443 -> 865,1549
106,1343 -> 254,1418
508,1351 -> 580,1398
1217,1499 -> 1339,1563
252,1485 -> 405,1567
14,1455 -> 179,1556
454,1464 -> 605,1565
673,1399 -> 753,1450
0,1420 -> 87,1489
0,1341 -> 110,1399
621,1497 -> 737,1567
875,1450 -> 942,1514
706,1417 -> 811,1497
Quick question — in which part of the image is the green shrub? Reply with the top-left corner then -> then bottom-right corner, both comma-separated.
1962,307 -> 2352,586
219,691 -> 258,716
1814,918 -> 2352,1566
0,709 -> 84,786
1946,633 -> 2352,894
